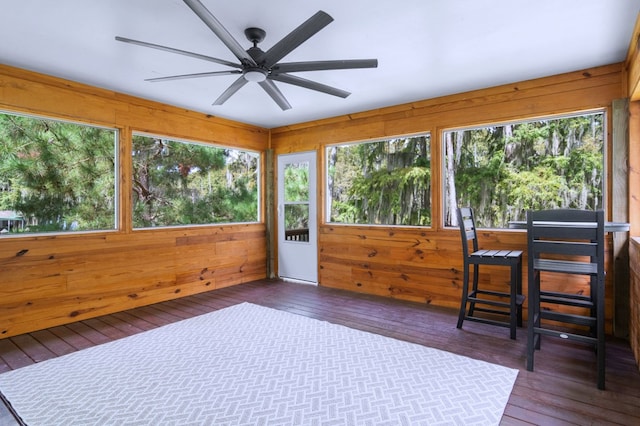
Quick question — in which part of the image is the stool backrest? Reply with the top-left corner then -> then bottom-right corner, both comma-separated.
527,209 -> 604,274
457,207 -> 479,258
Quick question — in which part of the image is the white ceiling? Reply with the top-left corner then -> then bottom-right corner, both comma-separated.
2,0 -> 639,129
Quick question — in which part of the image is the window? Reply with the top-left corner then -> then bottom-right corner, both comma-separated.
0,112 -> 116,235
132,134 -> 259,228
326,134 -> 431,226
443,111 -> 605,228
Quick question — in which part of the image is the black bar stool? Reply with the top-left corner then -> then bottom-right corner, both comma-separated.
456,207 -> 525,339
526,208 -> 606,389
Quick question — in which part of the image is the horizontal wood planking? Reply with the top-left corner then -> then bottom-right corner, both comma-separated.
0,224 -> 266,338
271,63 -> 623,146
319,225 -> 616,333
0,64 -> 268,151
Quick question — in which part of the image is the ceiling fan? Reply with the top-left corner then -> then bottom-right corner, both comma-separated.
116,0 -> 378,111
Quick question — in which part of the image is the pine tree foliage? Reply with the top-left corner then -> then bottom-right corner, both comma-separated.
131,135 -> 258,228
0,112 -> 259,235
0,113 -> 116,232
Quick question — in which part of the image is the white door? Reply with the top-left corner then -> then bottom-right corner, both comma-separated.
277,151 -> 317,283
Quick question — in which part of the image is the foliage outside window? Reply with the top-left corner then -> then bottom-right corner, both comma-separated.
132,134 -> 259,228
444,111 -> 604,228
326,134 -> 431,226
0,112 -> 116,235
284,161 -> 309,232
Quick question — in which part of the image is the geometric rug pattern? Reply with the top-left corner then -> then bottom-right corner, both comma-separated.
0,303 -> 517,425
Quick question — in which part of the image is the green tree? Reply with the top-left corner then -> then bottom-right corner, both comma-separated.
0,113 -> 116,233
447,112 -> 604,228
131,135 -> 258,227
327,135 -> 431,226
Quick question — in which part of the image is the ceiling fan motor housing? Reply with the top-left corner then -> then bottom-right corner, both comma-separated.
244,27 -> 266,45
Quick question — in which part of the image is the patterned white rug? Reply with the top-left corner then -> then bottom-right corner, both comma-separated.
0,303 -> 517,425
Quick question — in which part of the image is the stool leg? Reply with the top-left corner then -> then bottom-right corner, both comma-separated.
516,258 -> 523,327
457,263 -> 470,329
526,272 -> 540,371
468,264 -> 479,316
596,275 -> 605,390
509,262 -> 517,340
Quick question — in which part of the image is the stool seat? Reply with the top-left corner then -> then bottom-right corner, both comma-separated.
456,207 -> 524,339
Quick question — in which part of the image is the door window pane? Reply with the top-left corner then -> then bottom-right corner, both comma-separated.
284,162 -> 309,202
284,204 -> 309,242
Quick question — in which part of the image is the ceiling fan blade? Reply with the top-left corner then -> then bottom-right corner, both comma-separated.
115,36 -> 241,69
269,74 -> 350,98
261,11 -> 334,68
145,70 -> 241,82
183,0 -> 256,66
213,76 -> 248,106
258,80 -> 292,110
271,59 -> 378,74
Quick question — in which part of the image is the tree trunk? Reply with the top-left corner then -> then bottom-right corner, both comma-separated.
445,132 -> 458,226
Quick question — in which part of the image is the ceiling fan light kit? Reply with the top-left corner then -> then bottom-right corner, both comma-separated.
116,0 -> 377,110
243,68 -> 267,82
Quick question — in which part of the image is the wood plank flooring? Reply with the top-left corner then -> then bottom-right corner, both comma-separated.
1,279 -> 639,425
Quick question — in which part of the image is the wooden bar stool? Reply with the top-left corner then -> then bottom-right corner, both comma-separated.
456,207 -> 525,339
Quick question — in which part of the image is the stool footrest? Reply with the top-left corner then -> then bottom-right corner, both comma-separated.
464,315 -> 514,329
533,326 -> 598,345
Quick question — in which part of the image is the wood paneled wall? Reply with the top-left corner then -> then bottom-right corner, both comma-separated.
0,60 -> 630,339
271,63 -> 626,333
0,65 -> 269,338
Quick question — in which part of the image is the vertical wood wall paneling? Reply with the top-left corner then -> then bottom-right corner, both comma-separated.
119,126 -> 133,234
0,65 -> 269,338
265,149 -> 275,278
612,98 -> 630,338
272,63 -> 625,333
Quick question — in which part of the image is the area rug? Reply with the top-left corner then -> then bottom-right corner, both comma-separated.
0,303 -> 517,425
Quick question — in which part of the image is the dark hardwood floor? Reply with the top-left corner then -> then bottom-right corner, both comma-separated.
1,279 -> 639,425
